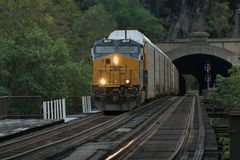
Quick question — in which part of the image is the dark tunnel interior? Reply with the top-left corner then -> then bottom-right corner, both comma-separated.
173,54 -> 232,95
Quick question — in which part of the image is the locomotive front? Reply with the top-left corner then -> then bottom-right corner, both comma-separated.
91,39 -> 143,111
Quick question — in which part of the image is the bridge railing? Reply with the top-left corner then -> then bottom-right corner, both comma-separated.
42,96 -> 95,120
0,96 -> 42,119
0,96 -> 96,120
43,99 -> 66,120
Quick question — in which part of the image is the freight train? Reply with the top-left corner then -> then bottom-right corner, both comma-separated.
91,30 -> 179,111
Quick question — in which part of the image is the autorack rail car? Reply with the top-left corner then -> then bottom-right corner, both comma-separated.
91,30 -> 179,111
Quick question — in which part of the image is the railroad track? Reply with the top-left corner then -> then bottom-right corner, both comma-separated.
0,113 -> 103,151
50,96 -> 184,160
0,97 -> 174,160
0,113 -> 116,160
76,96 -> 206,160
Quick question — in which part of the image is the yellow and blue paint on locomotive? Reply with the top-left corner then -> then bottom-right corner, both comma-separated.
91,30 -> 179,111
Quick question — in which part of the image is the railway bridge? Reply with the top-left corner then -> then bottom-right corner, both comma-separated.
157,32 -> 240,95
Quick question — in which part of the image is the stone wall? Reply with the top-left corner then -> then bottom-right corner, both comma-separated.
157,38 -> 240,56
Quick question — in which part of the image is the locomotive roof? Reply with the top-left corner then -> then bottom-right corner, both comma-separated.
108,30 -> 171,61
108,30 -> 150,45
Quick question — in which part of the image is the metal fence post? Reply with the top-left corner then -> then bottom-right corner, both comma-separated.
87,96 -> 91,112
56,100 -> 59,119
59,99 -> 62,119
50,101 -> 53,119
54,100 -> 57,119
43,99 -> 66,120
62,99 -> 66,119
43,102 -> 47,119
229,110 -> 240,160
82,96 -> 86,113
0,97 -> 8,119
47,101 -> 50,119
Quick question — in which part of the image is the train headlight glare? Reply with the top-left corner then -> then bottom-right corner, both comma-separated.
113,56 -> 119,65
125,79 -> 130,84
100,78 -> 106,85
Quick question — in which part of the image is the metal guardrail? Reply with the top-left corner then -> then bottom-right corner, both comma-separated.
65,97 -> 83,115
0,96 -> 42,119
0,96 -> 95,119
0,97 -> 8,119
43,99 -> 66,120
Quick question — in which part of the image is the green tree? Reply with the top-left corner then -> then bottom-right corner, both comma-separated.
0,0 -> 52,37
0,27 -> 91,98
64,61 -> 91,97
0,28 -> 64,97
46,0 -> 82,60
204,1 -> 232,37
0,28 -> 91,98
75,0 -> 97,11
216,65 -> 240,108
0,0 -> 94,98
184,74 -> 199,91
76,4 -> 117,59
48,1 -> 116,60
98,0 -> 166,41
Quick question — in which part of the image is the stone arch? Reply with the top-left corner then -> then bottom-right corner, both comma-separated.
157,32 -> 240,95
166,44 -> 239,65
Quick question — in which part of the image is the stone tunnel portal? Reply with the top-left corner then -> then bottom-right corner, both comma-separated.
173,54 -> 232,95
161,32 -> 240,95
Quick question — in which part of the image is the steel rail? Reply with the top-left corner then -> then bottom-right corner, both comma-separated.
3,114 -> 128,160
103,96 -> 185,160
168,96 -> 196,160
2,97 -> 169,160
180,96 -> 197,160
193,96 -> 205,160
0,113 -> 103,153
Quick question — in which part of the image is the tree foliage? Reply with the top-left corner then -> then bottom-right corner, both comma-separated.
206,1 -> 233,37
97,0 -> 166,41
0,0 -> 45,36
184,74 -> 199,91
216,65 -> 240,108
0,28 -> 91,98
0,0 -> 93,98
75,4 -> 117,59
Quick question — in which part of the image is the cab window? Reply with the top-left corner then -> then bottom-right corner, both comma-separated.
94,46 -> 116,58
118,46 -> 139,58
118,46 -> 138,54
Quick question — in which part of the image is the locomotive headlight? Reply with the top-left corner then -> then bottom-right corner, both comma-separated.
113,56 -> 119,65
125,79 -> 130,84
100,78 -> 106,85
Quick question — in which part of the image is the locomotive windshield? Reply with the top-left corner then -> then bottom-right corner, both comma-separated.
92,39 -> 141,59
94,46 -> 116,58
95,46 -> 115,54
118,46 -> 139,58
118,46 -> 138,54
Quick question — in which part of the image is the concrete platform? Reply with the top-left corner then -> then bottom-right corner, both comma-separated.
0,119 -> 63,142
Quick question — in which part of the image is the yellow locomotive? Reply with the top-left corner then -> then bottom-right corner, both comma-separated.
91,30 -> 179,111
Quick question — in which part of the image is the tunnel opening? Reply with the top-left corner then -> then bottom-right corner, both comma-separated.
183,74 -> 199,95
173,54 -> 232,95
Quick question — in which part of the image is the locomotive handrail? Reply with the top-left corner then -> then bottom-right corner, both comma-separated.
96,67 -> 134,70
